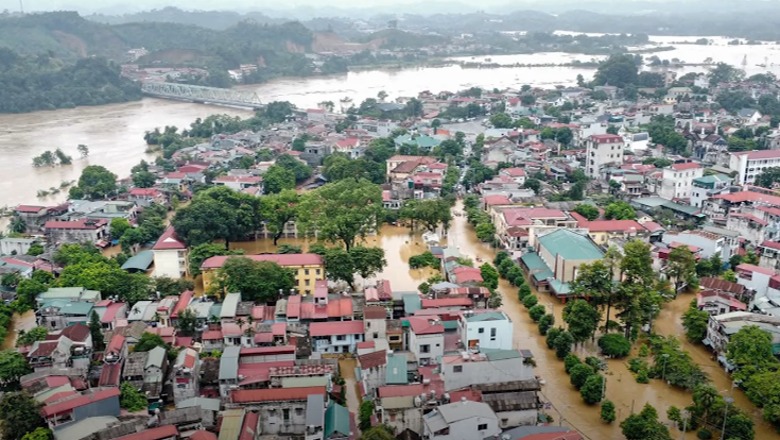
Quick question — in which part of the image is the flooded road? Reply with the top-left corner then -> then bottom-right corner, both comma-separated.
2,310 -> 37,350
446,201 -> 776,439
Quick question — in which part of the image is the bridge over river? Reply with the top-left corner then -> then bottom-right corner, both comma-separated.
141,82 -> 264,109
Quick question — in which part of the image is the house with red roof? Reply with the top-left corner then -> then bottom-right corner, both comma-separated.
201,253 -> 325,295
41,387 -> 121,428
92,300 -> 128,331
310,320 -> 364,354
173,347 -> 200,404
44,218 -> 108,246
358,349 -> 387,398
127,187 -> 165,207
736,263 -> 777,299
227,386 -> 327,436
492,206 -> 575,250
658,162 -> 703,200
115,425 -> 178,440
407,317 -> 444,366
14,204 -> 51,233
578,219 -> 648,246
152,226 -> 188,279
585,134 -> 625,178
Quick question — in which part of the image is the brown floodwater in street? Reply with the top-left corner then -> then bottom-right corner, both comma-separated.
3,310 -> 36,350
446,201 -> 777,440
228,224 -> 437,292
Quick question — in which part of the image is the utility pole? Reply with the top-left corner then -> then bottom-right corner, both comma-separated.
720,397 -> 734,440
680,410 -> 689,440
19,0 -> 23,14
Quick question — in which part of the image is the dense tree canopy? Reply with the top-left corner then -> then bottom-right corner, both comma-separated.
0,392 -> 47,440
211,256 -> 296,302
593,54 -> 639,88
299,179 -> 384,250
172,186 -> 261,247
69,165 -> 118,200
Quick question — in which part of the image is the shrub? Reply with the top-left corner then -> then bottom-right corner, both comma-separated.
518,284 -> 531,299
585,356 -> 604,371
512,274 -> 526,287
601,400 -> 616,423
598,333 -> 632,358
697,428 -> 712,440
638,344 -> 649,357
408,252 -> 439,269
636,368 -> 650,384
523,294 -> 538,308
529,304 -> 546,321
546,327 -> 562,349
627,358 -> 648,373
570,363 -> 595,389
538,313 -> 555,335
563,354 -> 581,374
581,374 -> 605,405
553,330 -> 575,359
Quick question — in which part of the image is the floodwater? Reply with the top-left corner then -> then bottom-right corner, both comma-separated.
2,310 -> 36,350
3,36 -> 780,211
445,201 -> 776,440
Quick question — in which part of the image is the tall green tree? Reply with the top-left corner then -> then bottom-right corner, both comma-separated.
0,392 -> 46,440
299,179 -> 384,251
89,310 -> 105,350
620,404 -> 672,440
263,165 -> 296,194
188,243 -> 244,276
212,257 -> 295,302
69,165 -> 117,200
667,247 -> 697,294
399,199 -> 453,232
259,189 -> 301,245
604,201 -> 636,220
321,246 -> 387,290
726,325 -> 778,380
0,350 -> 31,385
119,382 -> 147,412
563,299 -> 601,345
593,54 -> 639,88
172,186 -> 261,248
682,300 -> 709,343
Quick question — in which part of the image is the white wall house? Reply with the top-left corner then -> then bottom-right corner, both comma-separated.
422,401 -> 501,440
658,163 -> 703,200
408,317 -> 445,366
152,226 -> 189,279
730,150 -> 780,185
310,321 -> 364,354
736,263 -> 775,299
585,134 -> 625,178
458,311 -> 513,351
440,351 -> 534,392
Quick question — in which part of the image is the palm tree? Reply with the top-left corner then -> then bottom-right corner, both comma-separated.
9,217 -> 26,234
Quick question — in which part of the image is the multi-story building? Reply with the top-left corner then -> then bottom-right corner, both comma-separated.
422,401 -> 501,440
658,163 -> 704,200
152,226 -> 189,279
690,174 -> 733,208
458,311 -> 513,351
729,150 -> 780,185
491,207 -> 575,250
585,134 -> 625,178
408,317 -> 445,366
310,321 -> 364,354
201,253 -> 325,295
173,348 -> 200,404
44,218 -> 108,246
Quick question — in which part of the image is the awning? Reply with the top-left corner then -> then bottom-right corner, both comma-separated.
702,338 -> 712,347
717,355 -> 736,371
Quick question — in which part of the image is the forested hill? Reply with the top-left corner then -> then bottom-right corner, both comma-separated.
0,11 -> 314,66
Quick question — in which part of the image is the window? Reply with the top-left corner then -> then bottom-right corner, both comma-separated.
283,408 -> 290,421
305,279 -> 310,286
336,335 -> 345,341
478,424 -> 488,431
373,332 -> 379,339
453,365 -> 463,373
304,269 -> 310,275
478,327 -> 484,334
316,269 -> 322,275
490,328 -> 497,340
420,344 -> 430,353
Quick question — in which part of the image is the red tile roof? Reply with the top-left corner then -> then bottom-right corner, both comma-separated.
115,425 -> 178,440
326,297 -> 353,318
452,266 -> 483,284
239,345 -> 296,356
585,219 -> 645,233
202,330 -> 223,340
201,253 -> 323,269
107,334 -> 125,352
28,341 -> 58,358
171,290 -> 193,318
101,302 -> 126,324
44,219 -> 107,230
737,263 -> 777,276
239,411 -> 259,440
60,323 -> 90,342
359,350 -> 387,370
589,134 -> 623,143
309,320 -> 364,337
732,150 -> 780,159
152,226 -> 186,250
231,386 -> 325,403
363,306 -> 387,320
15,204 -> 46,213
377,384 -> 424,398
761,241 -> 780,251
715,191 -> 780,206
483,195 -> 512,206
189,431 -> 217,440
286,295 -> 301,319
98,363 -> 122,387
42,387 -> 120,417
407,317 -> 444,335
670,162 -> 701,171
128,188 -> 162,197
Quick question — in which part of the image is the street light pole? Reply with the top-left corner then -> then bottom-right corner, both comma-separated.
680,410 -> 689,440
720,397 -> 734,440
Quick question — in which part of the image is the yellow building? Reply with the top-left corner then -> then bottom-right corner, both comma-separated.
201,253 -> 325,295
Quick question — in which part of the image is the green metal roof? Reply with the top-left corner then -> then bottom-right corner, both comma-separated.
520,252 -> 554,282
442,321 -> 459,330
325,402 -> 350,439
40,300 -> 94,316
121,250 -> 155,271
481,348 -> 522,361
549,279 -> 573,296
538,229 -> 604,261
385,354 -> 408,385
403,294 -> 422,315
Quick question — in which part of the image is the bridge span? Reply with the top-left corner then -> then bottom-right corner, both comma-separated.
141,82 -> 263,109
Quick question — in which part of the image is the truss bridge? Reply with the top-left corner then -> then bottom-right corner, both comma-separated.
141,82 -> 263,109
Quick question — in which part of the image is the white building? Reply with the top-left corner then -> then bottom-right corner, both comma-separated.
458,311 -> 513,351
729,150 -> 780,185
310,321 -> 364,354
658,163 -> 703,200
152,226 -> 189,279
661,230 -> 733,260
422,401 -> 501,440
408,317 -> 445,366
585,134 -> 625,178
736,263 -> 776,299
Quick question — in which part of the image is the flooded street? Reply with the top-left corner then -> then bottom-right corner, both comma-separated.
2,310 -> 37,350
338,358 -> 363,435
446,201 -> 776,439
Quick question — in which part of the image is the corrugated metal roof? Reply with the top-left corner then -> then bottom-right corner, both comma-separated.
385,354 -> 408,385
538,229 -> 603,261
305,394 -> 325,427
325,402 -> 350,438
218,409 -> 245,440
120,250 -> 154,271
218,346 -> 240,381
